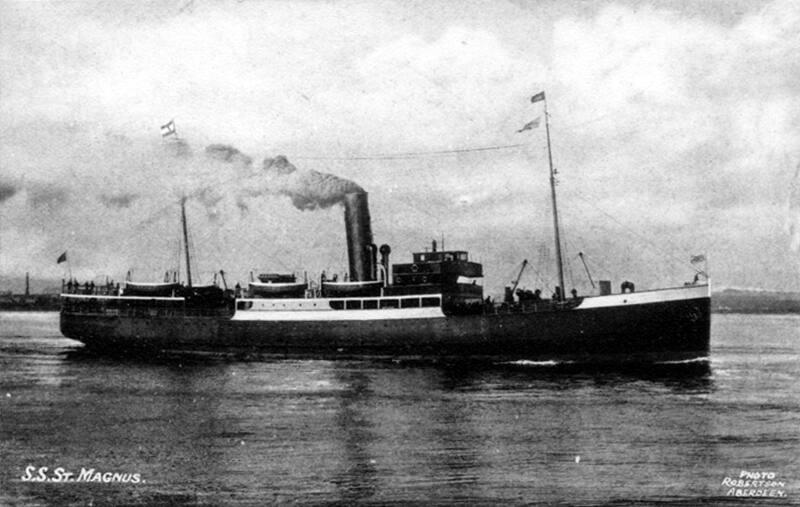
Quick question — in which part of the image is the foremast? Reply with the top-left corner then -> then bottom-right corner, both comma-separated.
536,92 -> 566,301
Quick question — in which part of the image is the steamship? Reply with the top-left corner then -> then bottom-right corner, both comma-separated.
60,102 -> 710,361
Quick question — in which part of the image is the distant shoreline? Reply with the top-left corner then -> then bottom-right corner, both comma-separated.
711,289 -> 800,314
0,294 -> 60,312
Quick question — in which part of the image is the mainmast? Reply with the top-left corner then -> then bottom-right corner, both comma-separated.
180,197 -> 192,288
540,93 -> 566,301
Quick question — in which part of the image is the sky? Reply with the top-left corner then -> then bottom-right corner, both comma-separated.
1,0 -> 798,296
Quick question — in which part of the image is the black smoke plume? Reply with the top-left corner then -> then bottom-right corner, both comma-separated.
202,144 -> 365,211
261,155 -> 364,210
205,144 -> 253,166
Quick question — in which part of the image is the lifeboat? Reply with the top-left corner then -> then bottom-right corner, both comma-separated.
122,282 -> 181,297
257,273 -> 298,283
249,280 -> 307,299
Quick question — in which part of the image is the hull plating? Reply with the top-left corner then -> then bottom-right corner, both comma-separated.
60,293 -> 710,361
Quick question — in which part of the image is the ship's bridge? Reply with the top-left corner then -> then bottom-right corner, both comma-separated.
393,250 -> 483,286
389,246 -> 483,308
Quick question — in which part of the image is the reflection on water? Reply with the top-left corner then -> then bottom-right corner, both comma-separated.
331,369 -> 378,503
1,313 -> 798,505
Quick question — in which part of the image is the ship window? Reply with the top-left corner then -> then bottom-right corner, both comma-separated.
379,299 -> 399,309
419,254 -> 426,261
329,300 -> 345,310
444,253 -> 454,261
346,300 -> 361,310
363,300 -> 378,309
401,298 -> 420,308
421,297 -> 440,307
458,253 -> 468,261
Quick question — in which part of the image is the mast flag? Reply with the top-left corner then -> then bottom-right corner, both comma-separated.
531,91 -> 546,103
517,117 -> 541,133
160,120 -> 176,137
56,251 -> 67,264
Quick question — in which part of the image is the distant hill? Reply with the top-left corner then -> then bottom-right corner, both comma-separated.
712,288 -> 800,314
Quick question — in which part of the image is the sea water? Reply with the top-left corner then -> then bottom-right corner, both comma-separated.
1,312 -> 798,505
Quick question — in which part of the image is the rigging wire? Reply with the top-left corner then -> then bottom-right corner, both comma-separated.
286,108 -> 618,162
562,188 -> 703,274
562,234 -> 576,290
292,143 -> 527,161
530,244 -> 554,293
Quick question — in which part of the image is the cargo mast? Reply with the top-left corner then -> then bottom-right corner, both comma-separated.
542,95 -> 566,301
181,197 -> 192,288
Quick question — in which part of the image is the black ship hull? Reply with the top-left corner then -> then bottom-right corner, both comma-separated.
60,287 -> 710,362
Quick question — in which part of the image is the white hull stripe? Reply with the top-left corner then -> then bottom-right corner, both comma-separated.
576,284 -> 709,310
232,307 -> 445,321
